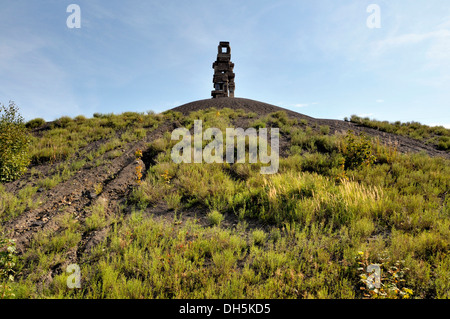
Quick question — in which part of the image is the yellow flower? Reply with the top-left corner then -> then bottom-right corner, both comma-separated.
403,288 -> 413,295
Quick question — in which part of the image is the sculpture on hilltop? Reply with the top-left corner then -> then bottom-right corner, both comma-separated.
211,41 -> 235,98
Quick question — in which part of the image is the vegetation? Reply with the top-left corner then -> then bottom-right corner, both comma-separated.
340,131 -> 376,170
25,118 -> 45,130
1,107 -> 449,299
356,250 -> 414,299
0,102 -> 31,182
349,115 -> 450,151
0,236 -> 17,298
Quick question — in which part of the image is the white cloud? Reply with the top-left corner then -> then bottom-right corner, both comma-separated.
372,29 -> 450,56
292,102 -> 318,108
368,25 -> 450,87
384,30 -> 449,46
376,99 -> 384,103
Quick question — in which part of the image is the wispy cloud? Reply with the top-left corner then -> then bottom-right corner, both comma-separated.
371,28 -> 450,64
375,29 -> 450,49
292,102 -> 318,108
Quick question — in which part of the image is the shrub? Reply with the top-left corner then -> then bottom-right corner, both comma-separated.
437,136 -> 450,151
85,201 -> 108,231
251,229 -> 267,246
54,116 -> 73,128
320,125 -> 330,135
74,115 -> 87,122
165,192 -> 182,212
25,118 -> 45,129
349,115 -> 450,151
207,210 -> 224,226
251,119 -> 267,129
341,131 -> 376,170
0,102 -> 31,182
128,175 -> 168,209
94,183 -> 103,195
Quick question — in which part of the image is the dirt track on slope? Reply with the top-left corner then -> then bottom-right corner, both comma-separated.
3,122 -> 177,259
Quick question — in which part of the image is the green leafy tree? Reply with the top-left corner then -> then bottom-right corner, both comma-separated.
0,101 -> 31,182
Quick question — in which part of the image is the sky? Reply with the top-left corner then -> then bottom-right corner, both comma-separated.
0,0 -> 449,127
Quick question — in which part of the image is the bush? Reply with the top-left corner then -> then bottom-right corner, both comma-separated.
54,116 -> 73,128
251,229 -> 267,246
320,125 -> 330,135
349,115 -> 450,151
437,136 -> 450,151
25,118 -> 45,129
251,119 -> 266,129
341,131 -> 376,170
74,115 -> 87,122
0,102 -> 31,182
207,210 -> 224,226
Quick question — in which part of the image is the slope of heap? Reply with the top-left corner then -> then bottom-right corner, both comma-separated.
170,97 -> 449,159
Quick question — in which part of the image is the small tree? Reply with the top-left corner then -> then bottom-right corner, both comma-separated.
0,101 -> 31,182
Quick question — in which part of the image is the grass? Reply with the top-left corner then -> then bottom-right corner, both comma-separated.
8,211 -> 357,298
1,108 -> 450,299
28,112 -> 160,166
115,108 -> 450,299
349,115 -> 450,151
0,184 -> 41,222
85,200 -> 109,231
207,210 -> 224,226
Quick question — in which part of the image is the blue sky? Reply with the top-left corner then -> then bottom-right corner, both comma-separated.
1,0 -> 449,127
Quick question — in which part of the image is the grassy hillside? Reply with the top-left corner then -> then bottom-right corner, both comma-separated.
348,115 -> 450,151
1,107 -> 449,299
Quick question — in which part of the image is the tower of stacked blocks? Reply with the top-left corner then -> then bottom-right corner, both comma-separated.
211,41 -> 235,98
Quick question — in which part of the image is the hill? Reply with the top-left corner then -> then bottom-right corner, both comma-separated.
1,98 -> 449,299
173,98 -> 449,158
